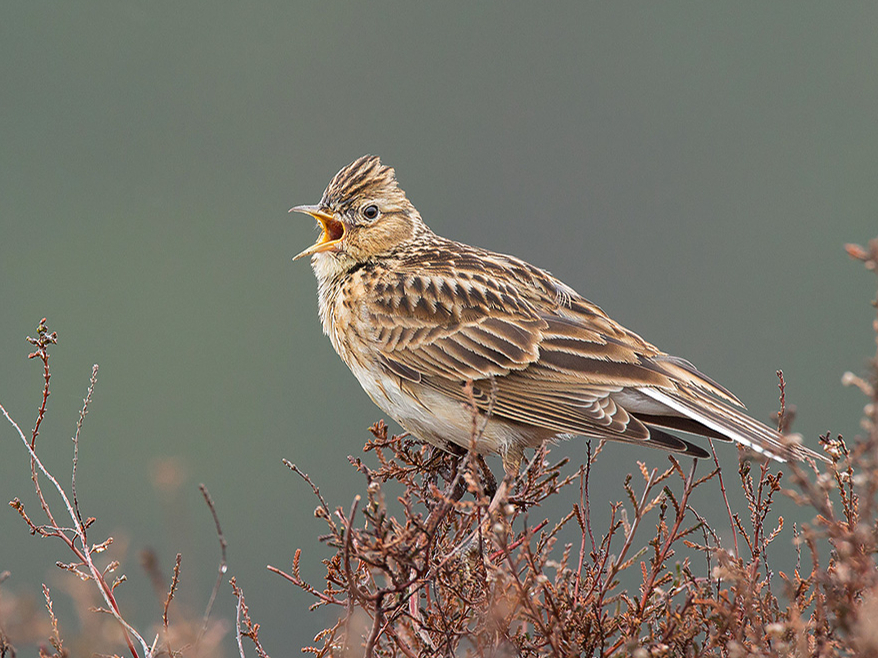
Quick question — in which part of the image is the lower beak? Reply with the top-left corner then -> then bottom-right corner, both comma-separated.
290,204 -> 346,260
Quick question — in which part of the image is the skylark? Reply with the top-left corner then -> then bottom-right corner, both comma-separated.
292,155 -> 825,473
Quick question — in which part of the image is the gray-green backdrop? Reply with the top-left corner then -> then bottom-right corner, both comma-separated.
1,3 -> 875,653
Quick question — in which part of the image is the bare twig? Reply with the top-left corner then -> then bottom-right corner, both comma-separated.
231,577 -> 270,658
195,483 -> 228,652
1,400 -> 148,658
161,553 -> 182,653
71,363 -> 99,529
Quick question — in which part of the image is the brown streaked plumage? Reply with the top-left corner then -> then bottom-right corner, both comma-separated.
292,155 -> 826,472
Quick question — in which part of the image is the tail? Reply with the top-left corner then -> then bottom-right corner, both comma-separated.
637,386 -> 827,463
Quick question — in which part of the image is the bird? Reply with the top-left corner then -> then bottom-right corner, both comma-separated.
291,155 -> 826,475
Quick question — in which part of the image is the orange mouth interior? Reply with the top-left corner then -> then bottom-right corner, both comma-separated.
291,205 -> 347,260
320,215 -> 345,244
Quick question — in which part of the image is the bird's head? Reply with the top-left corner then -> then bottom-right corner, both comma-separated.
291,156 -> 427,275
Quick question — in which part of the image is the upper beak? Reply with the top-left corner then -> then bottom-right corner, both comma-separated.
290,204 -> 346,261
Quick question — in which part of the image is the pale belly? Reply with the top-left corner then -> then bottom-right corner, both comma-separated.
347,361 -> 534,459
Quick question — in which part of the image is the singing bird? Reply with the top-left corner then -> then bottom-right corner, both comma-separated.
292,155 -> 825,474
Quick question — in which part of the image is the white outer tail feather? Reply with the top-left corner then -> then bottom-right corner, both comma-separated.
638,387 -> 788,462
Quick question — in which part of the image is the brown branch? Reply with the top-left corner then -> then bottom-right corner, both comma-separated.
196,483 -> 228,653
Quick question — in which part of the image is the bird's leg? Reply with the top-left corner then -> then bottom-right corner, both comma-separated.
501,448 -> 523,478
438,447 -> 531,562
486,447 -> 523,516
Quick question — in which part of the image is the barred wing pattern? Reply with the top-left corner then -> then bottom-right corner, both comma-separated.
360,241 -> 822,463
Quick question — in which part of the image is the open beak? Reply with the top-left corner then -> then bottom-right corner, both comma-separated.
290,204 -> 346,261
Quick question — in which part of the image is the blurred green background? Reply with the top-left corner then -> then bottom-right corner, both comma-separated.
1,3 -> 876,653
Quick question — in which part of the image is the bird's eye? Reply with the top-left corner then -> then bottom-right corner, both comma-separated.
362,204 -> 379,220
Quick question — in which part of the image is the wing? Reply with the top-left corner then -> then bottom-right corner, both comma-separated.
361,246 -> 706,452
359,242 -> 826,463
366,266 -> 545,381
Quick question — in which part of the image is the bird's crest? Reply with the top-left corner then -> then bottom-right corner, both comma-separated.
321,155 -> 406,213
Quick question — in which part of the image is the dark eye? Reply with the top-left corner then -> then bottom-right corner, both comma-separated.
362,204 -> 379,220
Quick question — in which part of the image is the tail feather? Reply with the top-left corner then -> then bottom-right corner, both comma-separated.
638,387 -> 827,463
632,413 -> 730,442
643,426 -> 711,459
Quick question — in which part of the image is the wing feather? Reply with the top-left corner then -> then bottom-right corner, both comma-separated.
366,265 -> 668,442
359,247 -> 826,461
